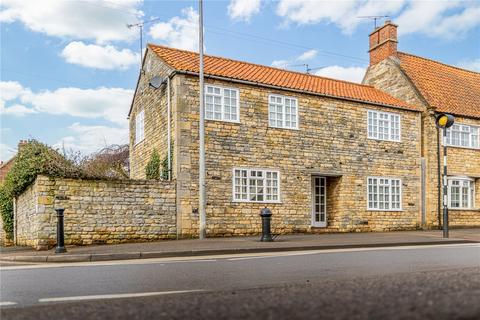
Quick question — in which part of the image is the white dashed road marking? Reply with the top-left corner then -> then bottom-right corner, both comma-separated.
38,290 -> 204,303
0,302 -> 17,307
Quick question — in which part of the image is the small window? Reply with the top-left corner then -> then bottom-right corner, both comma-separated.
367,110 -> 401,142
146,59 -> 152,72
268,94 -> 298,129
446,124 -> 480,149
135,110 -> 145,144
205,85 -> 239,122
233,168 -> 280,203
367,177 -> 402,211
448,177 -> 475,209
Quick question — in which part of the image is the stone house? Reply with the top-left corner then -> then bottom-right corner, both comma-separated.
129,22 -> 478,238
129,42 -> 425,238
363,21 -> 480,228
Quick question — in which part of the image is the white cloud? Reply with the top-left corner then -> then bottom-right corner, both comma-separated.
297,49 -> 318,61
396,1 -> 480,39
0,81 -> 36,116
275,0 -> 480,39
0,103 -> 37,117
276,0 -> 405,33
228,0 -> 261,22
314,66 -> 367,83
0,81 -> 133,125
271,59 -> 290,69
0,143 -> 16,162
55,123 -> 128,154
148,7 -> 199,51
0,0 -> 143,43
0,81 -> 29,101
458,58 -> 480,72
61,41 -> 139,70
270,49 -> 318,69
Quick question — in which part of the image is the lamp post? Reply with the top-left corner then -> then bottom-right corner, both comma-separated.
435,113 -> 455,238
198,0 -> 206,239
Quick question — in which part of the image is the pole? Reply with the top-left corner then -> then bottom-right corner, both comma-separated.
442,128 -> 449,238
436,127 -> 442,229
139,24 -> 143,70
167,77 -> 172,180
198,0 -> 206,239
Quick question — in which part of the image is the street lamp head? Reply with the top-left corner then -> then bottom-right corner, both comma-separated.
435,113 -> 455,129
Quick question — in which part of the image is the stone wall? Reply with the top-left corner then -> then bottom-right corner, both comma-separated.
172,73 -> 423,237
15,175 -> 176,250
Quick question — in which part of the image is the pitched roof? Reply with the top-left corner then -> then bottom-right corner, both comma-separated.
148,44 -> 418,112
398,52 -> 480,119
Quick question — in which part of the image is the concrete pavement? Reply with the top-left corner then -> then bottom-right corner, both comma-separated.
1,229 -> 478,263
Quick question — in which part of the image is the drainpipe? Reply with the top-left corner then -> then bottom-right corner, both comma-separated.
13,196 -> 17,245
167,77 -> 172,180
436,126 -> 442,229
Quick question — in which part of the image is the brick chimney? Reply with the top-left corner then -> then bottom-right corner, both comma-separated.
369,20 -> 398,65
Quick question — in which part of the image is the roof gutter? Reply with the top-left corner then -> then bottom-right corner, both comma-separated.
175,70 -> 419,113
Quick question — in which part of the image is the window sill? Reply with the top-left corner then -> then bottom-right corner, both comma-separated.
448,208 -> 480,211
232,200 -> 282,204
368,137 -> 402,143
367,209 -> 404,212
134,139 -> 144,147
444,145 -> 480,151
267,126 -> 300,131
206,118 -> 240,124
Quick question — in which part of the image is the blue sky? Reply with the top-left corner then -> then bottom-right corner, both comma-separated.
1,0 -> 479,162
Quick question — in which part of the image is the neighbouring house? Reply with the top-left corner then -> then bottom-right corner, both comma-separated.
0,142 -> 22,245
363,21 -> 480,228
0,157 -> 14,244
129,40 -> 425,238
0,157 -> 15,185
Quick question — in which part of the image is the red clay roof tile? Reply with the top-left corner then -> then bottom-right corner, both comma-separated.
148,44 -> 418,112
398,52 -> 480,119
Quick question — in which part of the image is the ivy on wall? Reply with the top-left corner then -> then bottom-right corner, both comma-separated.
0,140 -> 84,239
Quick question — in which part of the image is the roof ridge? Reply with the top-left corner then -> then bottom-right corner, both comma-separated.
398,51 -> 480,75
148,43 -> 376,89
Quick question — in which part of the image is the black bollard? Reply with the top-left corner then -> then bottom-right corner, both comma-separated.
55,208 -> 67,254
260,207 -> 273,242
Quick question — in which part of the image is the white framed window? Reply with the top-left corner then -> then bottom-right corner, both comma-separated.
367,177 -> 402,211
135,110 -> 145,144
205,85 -> 239,122
233,168 -> 280,203
268,94 -> 298,129
448,177 -> 475,209
146,58 -> 152,72
445,124 -> 480,149
367,110 -> 401,142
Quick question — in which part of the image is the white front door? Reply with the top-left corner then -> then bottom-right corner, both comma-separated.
312,177 -> 327,227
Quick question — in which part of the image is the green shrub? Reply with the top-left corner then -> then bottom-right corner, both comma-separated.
0,140 -> 83,239
145,149 -> 161,180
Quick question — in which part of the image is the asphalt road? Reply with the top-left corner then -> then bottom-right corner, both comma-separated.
1,244 -> 479,320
